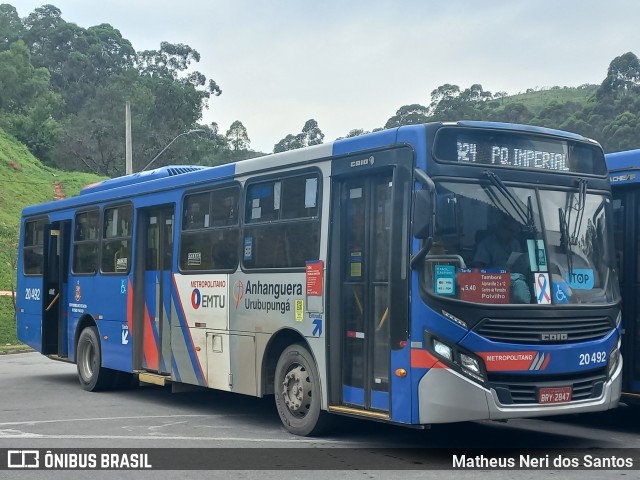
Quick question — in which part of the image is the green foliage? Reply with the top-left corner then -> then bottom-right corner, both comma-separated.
22,5 -> 136,114
380,56 -> 640,153
0,295 -> 18,346
0,126 -> 104,292
0,3 -> 23,51
274,119 -> 324,153
385,104 -> 429,129
0,3 -> 229,174
0,39 -> 62,161
226,120 -> 250,151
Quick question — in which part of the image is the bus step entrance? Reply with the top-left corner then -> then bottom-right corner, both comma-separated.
137,371 -> 171,387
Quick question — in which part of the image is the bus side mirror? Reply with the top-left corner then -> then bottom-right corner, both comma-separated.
413,189 -> 433,239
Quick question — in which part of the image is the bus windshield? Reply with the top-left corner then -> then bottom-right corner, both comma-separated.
423,180 -> 620,306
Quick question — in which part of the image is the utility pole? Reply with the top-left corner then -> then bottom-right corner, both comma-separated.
125,101 -> 133,174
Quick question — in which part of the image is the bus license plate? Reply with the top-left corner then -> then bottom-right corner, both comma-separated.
538,386 -> 572,404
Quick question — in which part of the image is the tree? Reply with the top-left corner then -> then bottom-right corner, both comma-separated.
598,52 -> 640,98
0,40 -> 61,161
274,134 -> 304,153
428,83 -> 461,115
137,41 -> 221,107
0,3 -> 24,51
459,84 -> 490,103
532,101 -> 582,129
489,103 -> 534,124
301,119 -> 324,146
494,91 -> 508,104
226,120 -> 250,151
385,104 -> 429,128
22,6 -> 137,114
334,128 -> 372,140
273,119 -> 324,152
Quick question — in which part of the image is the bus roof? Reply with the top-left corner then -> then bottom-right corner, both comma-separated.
606,149 -> 640,172
606,149 -> 640,186
22,121 -> 599,218
453,120 -> 593,142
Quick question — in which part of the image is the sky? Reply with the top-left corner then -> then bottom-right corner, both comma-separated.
14,0 -> 640,153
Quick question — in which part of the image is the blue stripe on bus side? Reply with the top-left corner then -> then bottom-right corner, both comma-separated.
171,277 -> 206,386
172,354 -> 182,383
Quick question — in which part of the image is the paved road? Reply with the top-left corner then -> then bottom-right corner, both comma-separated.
1,352 -> 638,479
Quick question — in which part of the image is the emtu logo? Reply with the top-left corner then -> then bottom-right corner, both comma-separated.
233,280 -> 244,310
191,288 -> 202,309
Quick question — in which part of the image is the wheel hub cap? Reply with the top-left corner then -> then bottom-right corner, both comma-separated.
282,364 -> 311,417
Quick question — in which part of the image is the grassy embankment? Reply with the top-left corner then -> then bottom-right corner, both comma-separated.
0,128 -> 104,351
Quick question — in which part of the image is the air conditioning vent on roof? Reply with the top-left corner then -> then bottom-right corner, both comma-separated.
80,165 -> 208,195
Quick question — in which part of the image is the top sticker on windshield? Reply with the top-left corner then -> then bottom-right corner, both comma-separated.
565,269 -> 595,290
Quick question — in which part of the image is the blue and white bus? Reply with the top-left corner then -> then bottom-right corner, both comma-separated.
605,149 -> 640,404
17,121 -> 622,436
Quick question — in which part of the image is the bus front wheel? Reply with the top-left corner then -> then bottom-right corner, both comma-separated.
274,343 -> 329,436
76,326 -> 114,391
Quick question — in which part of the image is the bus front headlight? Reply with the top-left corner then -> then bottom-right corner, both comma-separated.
433,339 -> 453,361
460,353 -> 481,375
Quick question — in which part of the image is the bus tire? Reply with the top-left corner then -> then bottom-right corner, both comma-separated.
274,343 -> 330,436
76,326 -> 113,391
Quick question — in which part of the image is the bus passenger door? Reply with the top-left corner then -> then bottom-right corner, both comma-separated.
41,221 -> 71,357
329,171 -> 395,414
613,190 -> 640,394
134,206 -> 174,374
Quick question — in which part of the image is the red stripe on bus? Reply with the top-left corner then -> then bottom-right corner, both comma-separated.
410,349 -> 443,369
143,303 -> 159,371
541,354 -> 551,370
127,278 -> 133,333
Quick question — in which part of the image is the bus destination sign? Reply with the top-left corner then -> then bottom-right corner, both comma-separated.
457,141 -> 568,171
433,127 -> 607,175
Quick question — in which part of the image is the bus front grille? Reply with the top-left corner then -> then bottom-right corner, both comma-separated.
475,317 -> 613,344
488,369 -> 607,405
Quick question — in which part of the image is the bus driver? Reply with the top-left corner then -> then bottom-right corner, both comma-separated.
474,215 -> 531,304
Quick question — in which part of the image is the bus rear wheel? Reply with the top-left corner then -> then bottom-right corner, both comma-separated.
76,326 -> 114,391
274,343 -> 329,436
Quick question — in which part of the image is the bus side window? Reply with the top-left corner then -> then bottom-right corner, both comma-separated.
101,204 -> 133,274
23,218 -> 47,275
243,173 -> 320,269
179,186 -> 240,272
73,209 -> 100,275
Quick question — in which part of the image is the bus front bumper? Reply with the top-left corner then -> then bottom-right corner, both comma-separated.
417,360 -> 623,424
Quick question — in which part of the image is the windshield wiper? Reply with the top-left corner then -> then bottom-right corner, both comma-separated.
568,178 -> 587,245
483,170 -> 530,227
483,170 -> 538,235
559,178 -> 588,276
559,207 -> 574,274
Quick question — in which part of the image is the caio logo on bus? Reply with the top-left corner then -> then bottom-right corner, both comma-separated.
350,156 -> 375,168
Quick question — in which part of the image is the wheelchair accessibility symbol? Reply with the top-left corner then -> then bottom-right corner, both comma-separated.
554,282 -> 570,304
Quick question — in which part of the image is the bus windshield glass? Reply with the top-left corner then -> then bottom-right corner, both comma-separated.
423,180 -> 619,306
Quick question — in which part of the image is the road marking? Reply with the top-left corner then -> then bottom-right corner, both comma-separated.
0,429 -> 43,438
0,431 -> 357,444
0,414 -> 249,427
